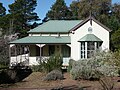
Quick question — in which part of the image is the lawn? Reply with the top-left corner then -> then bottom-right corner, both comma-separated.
1,72 -> 120,90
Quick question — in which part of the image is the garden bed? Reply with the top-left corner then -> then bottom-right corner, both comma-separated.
1,72 -> 120,90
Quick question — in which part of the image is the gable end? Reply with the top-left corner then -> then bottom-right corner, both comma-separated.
70,17 -> 112,32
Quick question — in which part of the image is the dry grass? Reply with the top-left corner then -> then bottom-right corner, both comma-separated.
0,72 -> 120,90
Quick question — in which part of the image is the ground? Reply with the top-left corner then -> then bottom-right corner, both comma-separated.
1,72 -> 120,90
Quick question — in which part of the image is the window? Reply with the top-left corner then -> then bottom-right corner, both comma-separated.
87,42 -> 95,58
81,42 -> 85,59
80,42 -> 102,59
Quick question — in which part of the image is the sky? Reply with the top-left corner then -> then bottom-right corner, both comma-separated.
0,0 -> 119,22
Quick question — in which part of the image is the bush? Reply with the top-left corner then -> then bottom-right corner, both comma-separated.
31,65 -> 43,72
43,70 -> 64,81
70,51 -> 119,80
67,59 -> 75,72
70,60 -> 102,80
111,50 -> 120,73
0,69 -> 32,84
0,64 -> 32,84
0,64 -> 8,69
33,53 -> 63,73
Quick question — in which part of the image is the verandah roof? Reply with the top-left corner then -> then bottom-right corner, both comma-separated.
10,36 -> 71,44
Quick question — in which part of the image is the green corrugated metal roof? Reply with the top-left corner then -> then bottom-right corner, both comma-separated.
29,20 -> 82,33
10,36 -> 71,44
78,34 -> 102,42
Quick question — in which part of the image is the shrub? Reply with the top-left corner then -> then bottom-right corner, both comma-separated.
111,50 -> 120,76
31,65 -> 43,72
67,59 -> 75,72
33,53 -> 63,73
70,51 -> 119,80
70,60 -> 102,80
43,70 -> 64,81
0,63 -> 32,84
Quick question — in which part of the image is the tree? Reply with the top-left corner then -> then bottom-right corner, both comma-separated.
70,1 -> 79,20
112,3 -> 120,22
0,2 -> 6,36
8,0 -> 40,37
0,37 -> 9,66
111,28 -> 120,50
46,0 -> 72,20
0,2 -> 6,17
70,0 -> 111,20
107,16 -> 120,32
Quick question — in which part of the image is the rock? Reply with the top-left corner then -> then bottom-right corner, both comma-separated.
44,70 -> 64,81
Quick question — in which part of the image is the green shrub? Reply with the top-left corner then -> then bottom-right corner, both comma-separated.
31,65 -> 43,72
0,64 -> 8,70
70,60 -> 102,80
67,59 -> 75,72
70,51 -> 119,80
32,53 -> 63,73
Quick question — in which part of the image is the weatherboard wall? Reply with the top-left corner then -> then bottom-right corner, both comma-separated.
70,20 -> 109,60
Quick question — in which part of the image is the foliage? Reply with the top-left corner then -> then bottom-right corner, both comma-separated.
43,70 -> 63,81
67,59 -> 74,72
0,38 -> 9,66
69,1 -> 79,20
70,51 -> 119,80
32,53 -> 63,73
0,2 -> 6,36
31,65 -> 43,72
70,0 -> 111,20
112,3 -> 120,22
8,0 -> 40,37
46,0 -> 72,20
110,50 -> 120,71
107,16 -> 120,32
0,66 -> 32,84
0,2 -> 6,17
111,28 -> 120,49
0,14 -> 12,36
70,59 -> 102,80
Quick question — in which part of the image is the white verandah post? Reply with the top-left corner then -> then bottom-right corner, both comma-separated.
94,42 -> 97,53
36,44 -> 45,61
79,42 -> 81,59
85,42 -> 87,59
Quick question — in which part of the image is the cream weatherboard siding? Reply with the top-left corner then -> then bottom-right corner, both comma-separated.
70,20 -> 109,60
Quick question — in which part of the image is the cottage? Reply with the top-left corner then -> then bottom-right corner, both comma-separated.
9,16 -> 111,66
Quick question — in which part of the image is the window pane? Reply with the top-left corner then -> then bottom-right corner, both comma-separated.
87,42 -> 95,50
